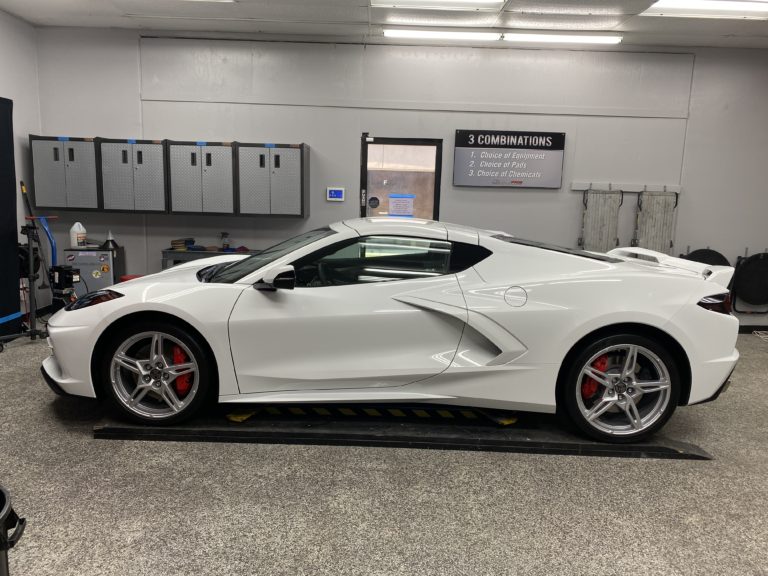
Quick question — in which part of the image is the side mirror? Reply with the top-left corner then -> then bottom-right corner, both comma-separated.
255,264 -> 296,291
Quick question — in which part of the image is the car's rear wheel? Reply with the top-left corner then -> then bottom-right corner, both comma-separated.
563,334 -> 680,443
101,322 -> 212,424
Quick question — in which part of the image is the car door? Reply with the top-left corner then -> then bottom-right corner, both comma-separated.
229,235 -> 467,393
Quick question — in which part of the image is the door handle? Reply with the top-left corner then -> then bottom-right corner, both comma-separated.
274,154 -> 281,169
136,150 -> 143,165
68,147 -> 75,162
122,149 -> 128,164
206,152 -> 212,167
259,153 -> 265,168
53,147 -> 59,162
191,152 -> 197,166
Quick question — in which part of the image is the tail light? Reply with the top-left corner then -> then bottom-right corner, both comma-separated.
697,292 -> 732,315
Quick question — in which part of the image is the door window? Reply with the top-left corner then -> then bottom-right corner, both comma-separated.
294,236 -> 452,287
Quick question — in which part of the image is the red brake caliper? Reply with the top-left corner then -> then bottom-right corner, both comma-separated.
582,354 -> 608,400
172,345 -> 192,397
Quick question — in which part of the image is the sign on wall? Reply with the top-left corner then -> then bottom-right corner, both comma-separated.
453,130 -> 565,189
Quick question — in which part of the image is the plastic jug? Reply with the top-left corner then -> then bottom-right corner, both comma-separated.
69,222 -> 86,248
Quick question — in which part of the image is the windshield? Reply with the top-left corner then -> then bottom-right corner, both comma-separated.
209,227 -> 337,283
490,234 -> 621,263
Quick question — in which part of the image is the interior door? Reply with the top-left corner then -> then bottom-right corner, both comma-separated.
360,134 -> 442,220
229,236 -> 466,394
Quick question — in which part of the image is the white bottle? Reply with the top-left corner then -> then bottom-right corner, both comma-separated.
70,222 -> 87,248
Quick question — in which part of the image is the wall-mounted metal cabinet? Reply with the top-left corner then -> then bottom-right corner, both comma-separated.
30,135 -> 310,219
100,139 -> 166,212
236,143 -> 309,218
30,135 -> 100,210
168,141 -> 234,214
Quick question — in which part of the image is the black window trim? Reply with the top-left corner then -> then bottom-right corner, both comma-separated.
490,234 -> 621,263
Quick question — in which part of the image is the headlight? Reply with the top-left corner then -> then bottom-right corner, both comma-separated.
65,290 -> 124,311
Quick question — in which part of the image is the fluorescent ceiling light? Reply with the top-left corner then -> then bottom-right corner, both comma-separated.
373,0 -> 504,9
503,33 -> 623,44
383,29 -> 501,40
642,0 -> 768,19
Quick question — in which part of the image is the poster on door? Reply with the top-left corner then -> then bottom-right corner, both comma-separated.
388,194 -> 415,217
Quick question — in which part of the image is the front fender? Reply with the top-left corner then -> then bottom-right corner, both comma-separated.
48,282 -> 247,397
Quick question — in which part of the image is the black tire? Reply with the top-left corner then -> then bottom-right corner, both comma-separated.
562,334 -> 680,443
100,320 -> 214,425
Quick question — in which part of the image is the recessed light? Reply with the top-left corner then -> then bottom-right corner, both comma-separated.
383,29 -> 501,40
642,0 -> 768,19
502,33 -> 623,44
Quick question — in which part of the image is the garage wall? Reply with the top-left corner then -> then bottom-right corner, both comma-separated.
28,29 -> 768,285
676,48 -> 768,261
0,9 -> 40,240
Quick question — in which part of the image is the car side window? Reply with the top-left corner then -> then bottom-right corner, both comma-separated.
449,242 -> 492,272
293,235 -> 453,287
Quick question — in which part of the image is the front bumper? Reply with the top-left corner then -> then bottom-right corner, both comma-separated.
40,362 -> 71,396
40,352 -> 96,398
42,320 -> 99,398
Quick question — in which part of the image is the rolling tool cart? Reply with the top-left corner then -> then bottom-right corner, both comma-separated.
0,485 -> 26,576
64,247 -> 124,298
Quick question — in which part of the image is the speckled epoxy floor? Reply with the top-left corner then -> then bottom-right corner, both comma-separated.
0,335 -> 766,576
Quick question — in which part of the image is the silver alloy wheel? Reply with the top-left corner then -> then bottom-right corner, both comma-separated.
575,344 -> 672,437
110,331 -> 200,420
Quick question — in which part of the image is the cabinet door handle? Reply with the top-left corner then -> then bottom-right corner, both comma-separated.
191,152 -> 197,166
274,154 -> 281,169
53,147 -> 59,162
137,150 -> 143,165
259,153 -> 265,168
122,149 -> 128,164
68,147 -> 75,162
206,152 -> 212,167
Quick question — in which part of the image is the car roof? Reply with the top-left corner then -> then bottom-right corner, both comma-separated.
342,217 -> 481,244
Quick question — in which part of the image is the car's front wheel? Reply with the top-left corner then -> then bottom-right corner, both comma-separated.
563,334 -> 681,443
101,321 -> 213,424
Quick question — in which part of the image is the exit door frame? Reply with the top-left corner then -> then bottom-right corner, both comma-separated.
359,133 -> 443,220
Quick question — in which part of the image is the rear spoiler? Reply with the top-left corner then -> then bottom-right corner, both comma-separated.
607,247 -> 734,289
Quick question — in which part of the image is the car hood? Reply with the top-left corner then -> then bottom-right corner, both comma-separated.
112,254 -> 248,289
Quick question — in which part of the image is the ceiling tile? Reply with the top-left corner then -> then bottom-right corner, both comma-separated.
115,0 -> 370,23
504,1 -> 655,17
128,16 -> 370,36
499,13 -> 628,30
370,7 -> 501,27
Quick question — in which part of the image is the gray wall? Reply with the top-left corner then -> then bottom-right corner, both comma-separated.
18,29 -> 768,294
34,30 -> 694,272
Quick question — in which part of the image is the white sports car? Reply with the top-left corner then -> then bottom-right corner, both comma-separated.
42,218 -> 739,442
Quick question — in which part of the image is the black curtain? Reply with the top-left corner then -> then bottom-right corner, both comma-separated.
0,97 -> 20,337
